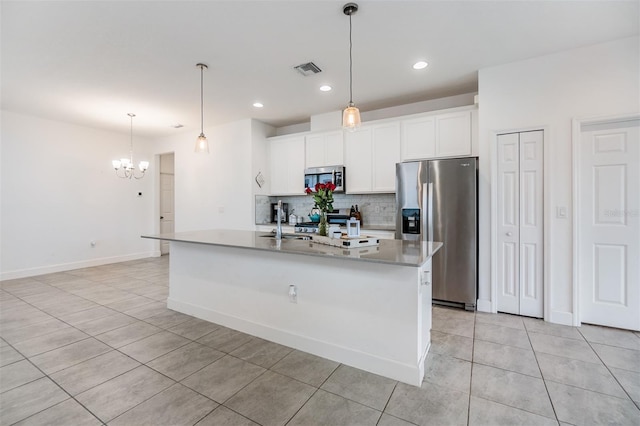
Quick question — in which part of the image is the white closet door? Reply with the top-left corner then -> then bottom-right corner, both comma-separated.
497,131 -> 544,317
519,131 -> 544,317
579,121 -> 639,331
497,133 -> 521,315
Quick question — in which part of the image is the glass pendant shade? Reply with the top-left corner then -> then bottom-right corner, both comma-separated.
195,133 -> 209,153
342,103 -> 361,131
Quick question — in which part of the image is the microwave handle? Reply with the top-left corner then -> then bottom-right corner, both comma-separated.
332,170 -> 335,184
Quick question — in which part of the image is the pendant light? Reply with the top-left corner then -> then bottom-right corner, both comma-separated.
112,113 -> 149,179
342,2 -> 361,131
195,63 -> 209,153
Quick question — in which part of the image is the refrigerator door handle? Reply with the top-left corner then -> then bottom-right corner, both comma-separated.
422,183 -> 428,239
429,182 -> 433,240
427,182 -> 433,240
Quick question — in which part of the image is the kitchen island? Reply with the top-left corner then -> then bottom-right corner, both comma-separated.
142,230 -> 442,386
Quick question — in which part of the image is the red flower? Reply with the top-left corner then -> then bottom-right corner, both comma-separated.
305,180 -> 334,213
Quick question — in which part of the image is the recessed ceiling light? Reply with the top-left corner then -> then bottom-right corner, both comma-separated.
320,85 -> 332,92
253,102 -> 264,108
413,61 -> 428,70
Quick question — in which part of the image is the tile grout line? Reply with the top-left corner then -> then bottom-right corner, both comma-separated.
523,319 -> 561,424
49,263 -> 191,425
466,310 -> 477,426
575,327 -> 640,408
377,381 -> 399,425
0,338 -> 107,426
1,265 -> 200,425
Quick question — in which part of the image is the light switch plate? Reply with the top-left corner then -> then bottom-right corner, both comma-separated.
556,206 -> 567,218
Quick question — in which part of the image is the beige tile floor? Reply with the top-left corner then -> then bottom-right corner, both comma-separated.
1,256 -> 639,425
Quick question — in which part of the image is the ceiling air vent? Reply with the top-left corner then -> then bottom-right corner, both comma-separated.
294,62 -> 322,76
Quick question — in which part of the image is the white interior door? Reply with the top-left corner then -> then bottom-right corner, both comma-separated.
497,131 -> 544,317
579,119 -> 640,331
518,131 -> 544,317
159,153 -> 175,255
497,133 -> 520,315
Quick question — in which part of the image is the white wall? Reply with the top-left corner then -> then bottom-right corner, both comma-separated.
477,36 -> 640,324
150,119 -> 265,234
250,120 -> 275,225
0,111 -> 157,279
1,112 -> 271,279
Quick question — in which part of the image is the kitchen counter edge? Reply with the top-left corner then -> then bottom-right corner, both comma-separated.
142,229 -> 441,268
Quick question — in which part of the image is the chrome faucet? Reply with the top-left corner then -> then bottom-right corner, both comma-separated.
276,199 -> 283,240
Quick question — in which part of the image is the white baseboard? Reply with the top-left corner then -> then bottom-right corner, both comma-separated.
168,298 -> 424,386
550,310 -> 574,326
476,299 -> 493,313
0,251 -> 157,281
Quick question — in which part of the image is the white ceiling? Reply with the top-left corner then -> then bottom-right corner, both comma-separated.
2,1 -> 638,138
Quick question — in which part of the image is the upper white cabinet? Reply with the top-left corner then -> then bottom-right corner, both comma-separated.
266,106 -> 476,196
305,131 -> 344,167
401,109 -> 473,161
435,110 -> 472,157
345,122 -> 400,193
401,116 -> 435,160
269,134 -> 305,195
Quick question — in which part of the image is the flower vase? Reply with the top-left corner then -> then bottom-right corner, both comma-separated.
318,212 -> 328,236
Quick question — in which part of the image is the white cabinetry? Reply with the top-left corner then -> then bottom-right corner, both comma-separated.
401,116 -> 435,160
401,109 -> 473,161
345,122 -> 400,193
269,135 -> 305,195
305,131 -> 344,167
435,110 -> 472,157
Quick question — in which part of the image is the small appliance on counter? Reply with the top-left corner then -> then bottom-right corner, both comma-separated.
327,208 -> 351,225
271,202 -> 288,223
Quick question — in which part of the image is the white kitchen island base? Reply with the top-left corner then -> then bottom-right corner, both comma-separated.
145,230 -> 441,386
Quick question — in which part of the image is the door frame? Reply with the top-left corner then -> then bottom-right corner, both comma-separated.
156,152 -> 175,256
490,126 -> 550,321
571,112 -> 640,327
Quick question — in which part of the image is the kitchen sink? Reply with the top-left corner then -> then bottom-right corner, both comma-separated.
259,233 -> 311,240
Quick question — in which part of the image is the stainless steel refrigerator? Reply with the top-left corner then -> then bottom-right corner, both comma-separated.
396,158 -> 478,310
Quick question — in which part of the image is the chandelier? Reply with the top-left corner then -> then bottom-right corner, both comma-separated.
112,113 -> 149,179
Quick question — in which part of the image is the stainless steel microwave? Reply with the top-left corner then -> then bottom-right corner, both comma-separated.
304,166 -> 345,193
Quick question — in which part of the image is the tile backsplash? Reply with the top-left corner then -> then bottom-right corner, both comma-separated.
255,193 -> 396,229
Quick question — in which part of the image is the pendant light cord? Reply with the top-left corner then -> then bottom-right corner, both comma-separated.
129,113 -> 134,163
200,65 -> 204,134
349,12 -> 353,104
